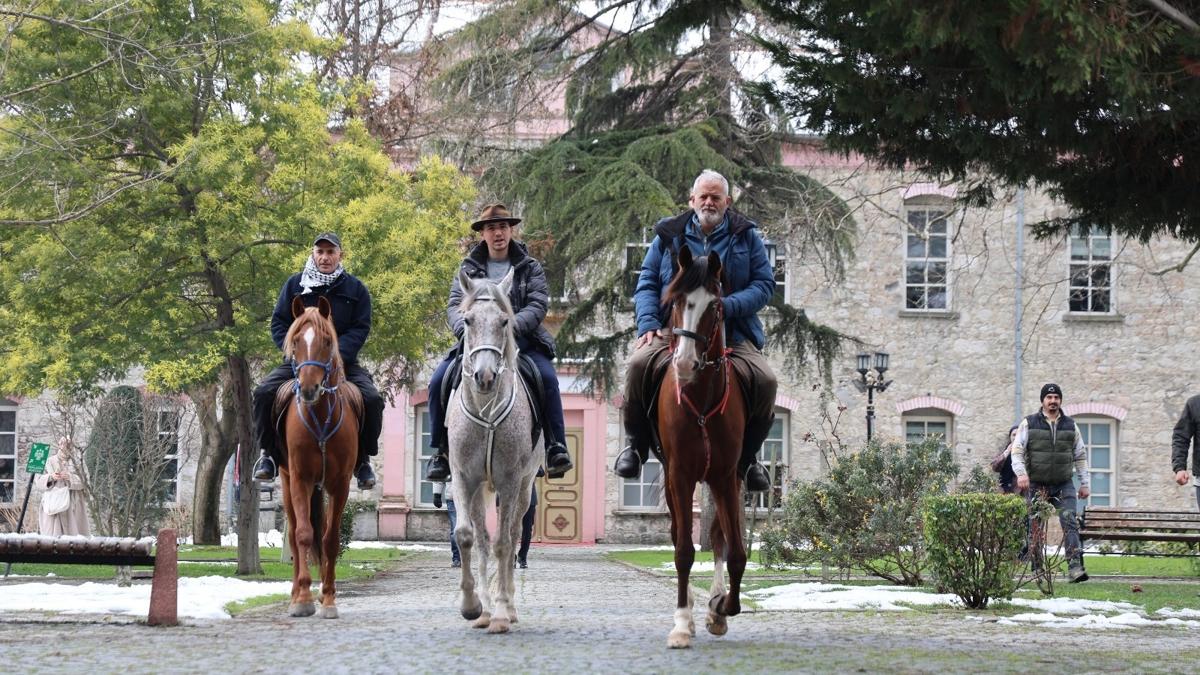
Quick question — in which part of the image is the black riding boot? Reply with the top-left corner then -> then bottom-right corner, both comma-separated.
740,415 -> 775,493
613,440 -> 647,479
354,453 -> 377,491
425,422 -> 451,482
253,449 -> 278,482
545,440 -> 573,479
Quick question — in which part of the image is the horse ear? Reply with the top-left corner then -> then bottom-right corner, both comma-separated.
317,295 -> 332,319
677,244 -> 693,270
291,296 -> 305,319
707,251 -> 722,280
498,267 -> 515,296
458,268 -> 474,296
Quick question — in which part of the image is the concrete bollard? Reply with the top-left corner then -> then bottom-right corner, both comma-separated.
147,528 -> 178,627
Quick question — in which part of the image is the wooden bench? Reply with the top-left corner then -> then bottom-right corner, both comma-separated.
0,528 -> 178,625
1079,507 -> 1200,556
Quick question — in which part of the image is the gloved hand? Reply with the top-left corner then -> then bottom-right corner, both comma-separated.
433,493 -> 443,509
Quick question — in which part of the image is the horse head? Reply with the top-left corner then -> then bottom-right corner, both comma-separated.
286,295 -> 341,405
458,268 -> 516,394
665,247 -> 724,385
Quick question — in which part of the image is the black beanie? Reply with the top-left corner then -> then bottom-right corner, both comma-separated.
1040,383 -> 1063,401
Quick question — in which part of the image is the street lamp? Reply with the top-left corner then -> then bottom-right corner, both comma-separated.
853,351 -> 893,443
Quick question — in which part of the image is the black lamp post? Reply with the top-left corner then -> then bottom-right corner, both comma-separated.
853,351 -> 892,442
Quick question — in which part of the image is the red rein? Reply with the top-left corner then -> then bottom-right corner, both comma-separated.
670,297 -> 732,482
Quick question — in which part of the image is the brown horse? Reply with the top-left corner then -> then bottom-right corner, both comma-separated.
279,295 -> 361,618
657,246 -> 748,649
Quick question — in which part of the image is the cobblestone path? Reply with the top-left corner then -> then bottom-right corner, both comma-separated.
1,546 -> 1194,673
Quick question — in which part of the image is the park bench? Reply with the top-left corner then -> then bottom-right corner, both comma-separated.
1079,507 -> 1200,556
0,528 -> 178,625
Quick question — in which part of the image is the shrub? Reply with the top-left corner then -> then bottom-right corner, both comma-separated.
339,501 -> 375,554
760,438 -> 958,585
958,464 -> 1000,494
923,493 -> 1027,609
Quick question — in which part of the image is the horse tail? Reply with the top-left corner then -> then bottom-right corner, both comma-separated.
309,484 -> 325,569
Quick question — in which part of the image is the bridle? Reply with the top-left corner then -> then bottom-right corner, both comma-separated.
669,282 -> 732,482
290,326 -> 346,487
457,287 -> 521,483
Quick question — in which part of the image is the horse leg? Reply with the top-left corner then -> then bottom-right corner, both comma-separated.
287,472 -> 317,617
666,476 -> 697,649
317,481 -> 350,619
488,477 -> 531,634
280,469 -> 303,613
453,480 -> 483,622
709,475 -> 746,620
706,496 -> 729,636
468,486 -> 493,629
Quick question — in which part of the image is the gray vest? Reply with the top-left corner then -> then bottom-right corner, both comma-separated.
1025,412 -> 1077,484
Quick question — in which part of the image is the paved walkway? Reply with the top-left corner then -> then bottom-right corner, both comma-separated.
0,546 -> 1195,673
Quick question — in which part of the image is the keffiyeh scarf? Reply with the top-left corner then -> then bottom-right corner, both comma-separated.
299,255 -> 345,294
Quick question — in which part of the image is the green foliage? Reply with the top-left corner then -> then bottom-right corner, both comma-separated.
761,438 -> 958,585
923,493 -> 1027,609
959,463 -> 1001,494
755,0 -> 1200,242
339,500 -> 376,555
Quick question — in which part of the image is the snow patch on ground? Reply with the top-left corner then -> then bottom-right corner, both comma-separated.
0,576 -> 292,620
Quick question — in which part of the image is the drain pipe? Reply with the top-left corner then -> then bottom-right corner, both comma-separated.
1014,187 -> 1025,423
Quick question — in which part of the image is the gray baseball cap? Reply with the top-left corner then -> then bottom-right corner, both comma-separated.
313,232 -> 342,248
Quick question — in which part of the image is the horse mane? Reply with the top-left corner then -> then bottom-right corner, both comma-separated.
460,279 -> 518,364
283,307 -> 344,374
663,254 -> 717,308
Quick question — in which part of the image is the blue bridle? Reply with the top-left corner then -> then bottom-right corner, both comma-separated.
291,355 -> 345,450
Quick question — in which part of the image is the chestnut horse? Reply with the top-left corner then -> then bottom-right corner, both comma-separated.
279,295 -> 361,618
658,247 -> 748,649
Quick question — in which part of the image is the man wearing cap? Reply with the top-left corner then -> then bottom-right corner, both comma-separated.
424,204 -> 573,482
1011,383 -> 1091,582
251,233 -> 384,490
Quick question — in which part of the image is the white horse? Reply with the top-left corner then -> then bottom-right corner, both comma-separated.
447,269 -> 539,634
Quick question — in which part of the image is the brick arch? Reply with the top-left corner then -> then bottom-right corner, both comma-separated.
895,395 -> 965,416
775,393 -> 801,412
1062,401 -> 1127,421
903,182 -> 957,201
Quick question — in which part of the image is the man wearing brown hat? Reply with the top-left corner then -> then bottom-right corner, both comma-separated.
1011,382 -> 1091,582
251,232 -> 384,490
424,205 -> 573,482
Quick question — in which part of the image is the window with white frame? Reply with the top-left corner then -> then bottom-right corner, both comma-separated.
157,410 -> 180,503
771,244 -> 788,305
1076,417 -> 1117,507
0,406 -> 15,503
903,411 -> 953,447
620,418 -> 662,510
745,412 -> 789,510
904,205 -> 950,310
1068,225 -> 1114,313
416,406 -> 438,507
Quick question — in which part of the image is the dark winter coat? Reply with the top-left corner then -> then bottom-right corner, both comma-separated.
447,240 -> 555,358
1171,394 -> 1200,476
633,209 -> 775,349
270,271 -> 372,365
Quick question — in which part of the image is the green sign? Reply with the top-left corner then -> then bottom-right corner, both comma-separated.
26,442 -> 50,474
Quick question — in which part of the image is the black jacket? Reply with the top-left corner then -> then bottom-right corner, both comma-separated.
1171,394 -> 1200,476
447,240 -> 555,358
270,271 -> 372,365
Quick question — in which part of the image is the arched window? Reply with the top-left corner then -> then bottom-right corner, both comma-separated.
0,401 -> 16,503
1074,415 -> 1118,507
897,396 -> 964,448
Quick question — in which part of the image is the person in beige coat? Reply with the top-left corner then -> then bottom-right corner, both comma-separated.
38,437 -> 90,536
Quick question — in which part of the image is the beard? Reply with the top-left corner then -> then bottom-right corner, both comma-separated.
696,207 -> 725,229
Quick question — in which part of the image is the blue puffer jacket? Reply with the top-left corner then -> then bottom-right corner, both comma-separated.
634,209 -> 775,348
270,271 -> 372,365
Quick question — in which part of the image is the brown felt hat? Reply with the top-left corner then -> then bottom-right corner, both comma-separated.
471,203 -> 522,231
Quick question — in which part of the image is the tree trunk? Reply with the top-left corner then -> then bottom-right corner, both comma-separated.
191,382 -> 236,544
710,7 -> 736,156
699,485 -> 715,552
229,353 -> 263,575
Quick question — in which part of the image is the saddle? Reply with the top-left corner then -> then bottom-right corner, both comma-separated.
440,353 -> 544,448
272,378 -> 364,456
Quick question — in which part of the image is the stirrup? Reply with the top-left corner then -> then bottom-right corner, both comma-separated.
546,441 -> 573,478
613,446 -> 641,479
253,454 -> 277,481
425,452 -> 451,482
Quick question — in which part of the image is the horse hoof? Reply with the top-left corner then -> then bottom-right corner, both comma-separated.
688,619 -> 695,636
472,612 -> 492,629
706,612 -> 728,636
487,617 -> 510,634
288,602 -> 316,617
461,602 -> 483,621
509,609 -> 519,624
318,605 -> 339,619
667,629 -> 692,649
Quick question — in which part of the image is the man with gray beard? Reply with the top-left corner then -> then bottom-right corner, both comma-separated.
613,170 -> 777,493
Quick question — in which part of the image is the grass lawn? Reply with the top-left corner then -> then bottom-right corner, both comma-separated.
608,549 -> 1200,613
3,545 -> 411,582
